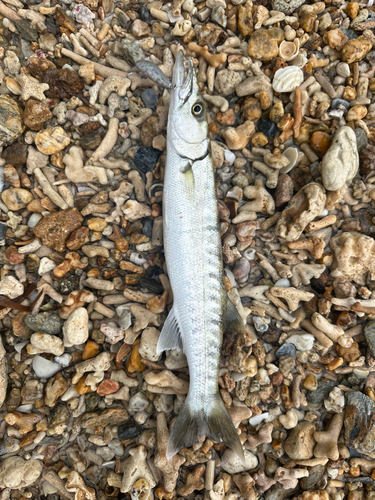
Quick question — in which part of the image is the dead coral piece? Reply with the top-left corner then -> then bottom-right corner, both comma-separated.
275,183 -> 326,242
154,412 -> 186,492
313,413 -> 343,461
121,445 -> 156,493
330,232 -> 375,285
270,287 -> 314,311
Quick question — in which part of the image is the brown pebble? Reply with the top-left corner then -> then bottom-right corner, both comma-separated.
310,131 -> 332,158
335,340 -> 361,362
275,173 -> 294,207
33,208 -> 83,252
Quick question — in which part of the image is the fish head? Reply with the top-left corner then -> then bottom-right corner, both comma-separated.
168,51 -> 209,161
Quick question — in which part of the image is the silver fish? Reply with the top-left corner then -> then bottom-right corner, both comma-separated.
136,60 -> 172,89
157,51 -> 244,461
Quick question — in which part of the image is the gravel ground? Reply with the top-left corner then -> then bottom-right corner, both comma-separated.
1,0 -> 375,499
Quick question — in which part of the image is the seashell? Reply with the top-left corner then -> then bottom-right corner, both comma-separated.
4,77 -> 22,96
281,146 -> 299,173
279,39 -> 299,61
272,66 -> 304,93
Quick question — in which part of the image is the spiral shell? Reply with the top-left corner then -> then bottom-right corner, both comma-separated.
272,66 -> 304,93
279,39 -> 299,61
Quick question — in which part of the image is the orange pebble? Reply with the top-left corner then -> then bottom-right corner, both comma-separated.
126,338 -> 146,373
82,341 -> 100,360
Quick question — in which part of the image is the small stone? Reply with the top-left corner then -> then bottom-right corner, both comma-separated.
211,6 -> 227,28
238,0 -> 253,36
141,89 -> 159,109
276,344 -> 296,358
217,108 -> 236,125
354,127 -> 368,153
336,62 -> 351,78
326,28 -> 348,50
302,374 -> 317,391
33,208 -> 83,252
2,142 -> 28,166
44,68 -> 84,99
87,218 -> 107,232
139,327 -> 161,362
275,173 -> 293,207
131,19 -> 151,37
221,449 -> 257,474
97,379 -> 120,396
121,38 -> 145,64
284,422 -> 316,459
63,307 -> 89,347
257,119 -> 278,137
299,12 -> 316,32
347,105 -> 367,121
0,95 -> 24,147
342,36 -> 372,64
25,312 -> 64,335
299,465 -> 325,490
66,226 -> 90,250
35,126 -> 70,155
0,275 -> 23,299
0,457 -> 43,489
1,188 -> 33,211
118,418 -> 142,439
335,340 -> 360,362
223,121 -> 254,149
215,70 -> 243,96
23,100 -> 53,131
248,28 -> 284,61
306,380 -> 335,404
321,126 -> 359,191
344,391 -> 375,457
197,22 -> 228,47
285,334 -> 314,351
242,97 -> 262,122
346,2 -> 359,18
134,146 -> 162,173
310,131 -> 332,158
364,321 -> 375,358
271,0 -> 305,14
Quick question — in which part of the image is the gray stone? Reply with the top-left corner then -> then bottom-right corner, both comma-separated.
0,95 -> 24,148
120,39 -> 145,64
344,391 -> 375,458
321,126 -> 359,191
306,380 -> 336,404
364,321 -> 375,358
265,484 -> 298,500
211,6 -> 227,28
276,343 -> 296,358
271,0 -> 305,14
354,127 -> 368,153
299,465 -> 325,490
24,312 -> 64,335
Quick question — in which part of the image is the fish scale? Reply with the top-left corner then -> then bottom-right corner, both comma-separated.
155,51 -> 244,461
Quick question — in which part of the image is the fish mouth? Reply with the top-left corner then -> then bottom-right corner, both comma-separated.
172,50 -> 193,91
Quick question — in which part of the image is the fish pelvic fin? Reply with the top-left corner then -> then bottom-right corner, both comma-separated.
166,394 -> 245,463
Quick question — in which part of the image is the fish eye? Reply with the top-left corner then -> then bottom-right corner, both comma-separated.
192,102 -> 204,117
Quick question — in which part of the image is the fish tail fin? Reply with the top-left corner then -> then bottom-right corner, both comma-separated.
166,395 -> 245,463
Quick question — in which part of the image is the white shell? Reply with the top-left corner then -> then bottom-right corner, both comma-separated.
279,39 -> 299,61
272,66 -> 304,93
281,146 -> 299,173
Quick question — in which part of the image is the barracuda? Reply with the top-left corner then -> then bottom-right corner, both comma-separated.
154,51 -> 245,461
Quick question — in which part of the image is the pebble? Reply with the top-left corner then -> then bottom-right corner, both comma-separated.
141,89 -> 159,109
134,146 -> 162,172
23,100 -> 53,131
32,355 -> 62,379
0,457 -> 43,489
221,449 -> 258,474
364,321 -> 375,358
35,126 -> 71,155
354,127 -> 368,153
63,307 -> 89,347
284,422 -> 316,459
1,188 -> 33,211
285,334 -> 315,351
33,208 -> 83,252
24,312 -> 64,335
321,126 -> 359,191
306,380 -> 336,404
248,28 -> 284,61
118,419 -> 143,440
215,70 -> 243,96
342,36 -> 372,64
344,391 -> 375,457
257,119 -> 278,137
0,95 -> 24,147
276,343 -> 296,358
0,275 -> 23,299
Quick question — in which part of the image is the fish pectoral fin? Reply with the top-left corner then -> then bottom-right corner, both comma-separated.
226,300 -> 245,331
156,307 -> 184,354
180,162 -> 192,173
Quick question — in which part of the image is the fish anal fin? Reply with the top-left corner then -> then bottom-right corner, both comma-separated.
227,299 -> 245,331
156,307 -> 183,354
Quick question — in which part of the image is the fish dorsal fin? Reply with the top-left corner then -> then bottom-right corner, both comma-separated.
226,300 -> 245,331
156,306 -> 184,354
